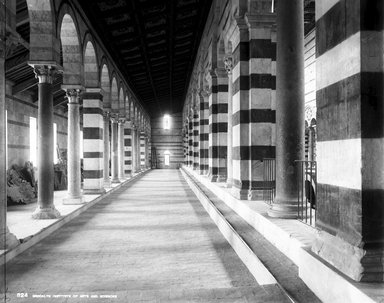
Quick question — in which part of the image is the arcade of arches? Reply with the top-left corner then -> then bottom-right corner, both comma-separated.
0,0 -> 383,302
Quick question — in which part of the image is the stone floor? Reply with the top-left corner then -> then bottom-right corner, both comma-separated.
4,169 -> 289,303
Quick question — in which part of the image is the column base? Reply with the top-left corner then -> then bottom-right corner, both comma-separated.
231,187 -> 249,200
248,189 -> 263,200
63,196 -> 84,205
268,198 -> 298,219
225,178 -> 233,188
216,175 -> 227,183
209,174 -> 218,182
32,206 -> 61,219
111,178 -> 121,184
0,227 -> 19,250
103,180 -> 112,188
83,188 -> 106,195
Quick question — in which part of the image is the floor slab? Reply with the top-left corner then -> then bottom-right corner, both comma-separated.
4,169 -> 289,303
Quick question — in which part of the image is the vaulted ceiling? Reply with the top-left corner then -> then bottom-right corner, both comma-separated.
79,0 -> 213,117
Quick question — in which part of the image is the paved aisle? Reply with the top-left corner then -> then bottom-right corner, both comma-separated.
5,169 -> 288,302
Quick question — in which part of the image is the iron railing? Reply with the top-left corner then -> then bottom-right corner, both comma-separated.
295,160 -> 317,226
263,158 -> 276,205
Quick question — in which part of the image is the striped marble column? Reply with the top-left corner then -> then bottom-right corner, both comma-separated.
199,91 -> 209,174
124,122 -> 132,177
224,57 -> 233,187
183,126 -> 188,165
207,69 -> 228,182
188,118 -> 193,167
193,107 -> 199,170
82,88 -> 105,194
312,0 -> 384,282
140,132 -> 145,169
231,21 -> 250,199
247,15 -> 277,200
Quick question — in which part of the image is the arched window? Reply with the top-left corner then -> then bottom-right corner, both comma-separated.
163,114 -> 170,130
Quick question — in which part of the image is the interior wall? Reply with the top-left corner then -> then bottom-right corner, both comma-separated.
151,113 -> 183,169
5,83 -> 68,168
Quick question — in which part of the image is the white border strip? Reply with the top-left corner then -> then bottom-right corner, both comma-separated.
181,169 -> 277,286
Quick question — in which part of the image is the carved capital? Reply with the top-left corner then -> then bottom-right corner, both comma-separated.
224,56 -> 233,75
103,111 -> 111,120
29,63 -> 63,84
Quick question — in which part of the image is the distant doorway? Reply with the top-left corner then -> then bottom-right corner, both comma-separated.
164,151 -> 170,167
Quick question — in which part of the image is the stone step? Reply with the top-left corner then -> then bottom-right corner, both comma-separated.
181,169 -> 321,303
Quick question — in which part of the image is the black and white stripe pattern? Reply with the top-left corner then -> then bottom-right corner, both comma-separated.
313,0 -> 384,281
231,29 -> 250,199
188,118 -> 193,166
82,89 -> 105,194
193,108 -> 199,170
208,72 -> 228,182
140,132 -> 145,169
199,92 -> 209,174
124,123 -> 132,176
248,22 -> 277,200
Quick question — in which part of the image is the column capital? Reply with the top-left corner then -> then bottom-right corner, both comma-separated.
245,12 -> 276,29
224,56 -> 233,75
29,62 -> 63,84
110,114 -> 119,123
62,85 -> 83,103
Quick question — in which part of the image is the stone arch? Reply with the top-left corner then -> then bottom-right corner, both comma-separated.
83,34 -> 99,88
26,0 -> 60,62
57,6 -> 83,85
100,61 -> 111,110
111,75 -> 119,113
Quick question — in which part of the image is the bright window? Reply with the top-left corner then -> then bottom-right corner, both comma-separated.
29,117 -> 37,166
164,150 -> 170,166
163,114 -> 170,130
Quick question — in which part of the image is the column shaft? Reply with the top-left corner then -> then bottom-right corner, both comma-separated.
0,57 -> 18,249
103,113 -> 111,187
225,58 -> 233,187
131,128 -> 137,173
111,118 -> 120,183
269,0 -> 304,218
118,120 -> 125,180
32,65 -> 60,219
64,88 -> 83,204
